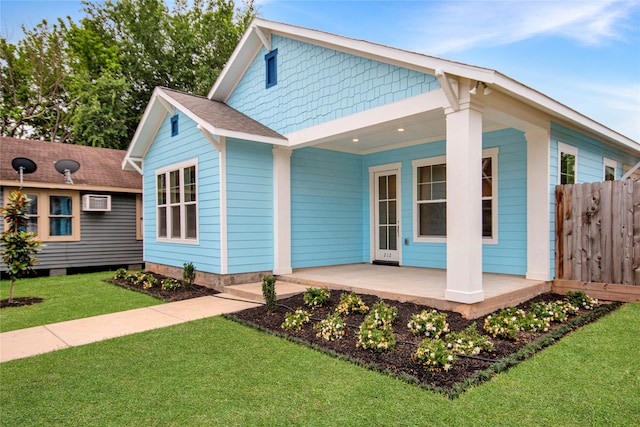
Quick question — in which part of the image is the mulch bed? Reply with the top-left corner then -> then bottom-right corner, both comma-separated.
107,272 -> 219,302
0,297 -> 44,309
229,291 -> 620,396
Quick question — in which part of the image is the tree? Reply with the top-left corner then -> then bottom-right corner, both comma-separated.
1,191 -> 42,302
0,21 -> 75,142
1,0 -> 256,149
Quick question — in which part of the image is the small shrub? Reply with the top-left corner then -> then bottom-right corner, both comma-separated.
281,308 -> 310,331
483,307 -> 524,340
335,292 -> 369,315
448,323 -> 494,355
530,301 -> 576,323
407,309 -> 449,338
303,287 -> 331,309
314,312 -> 346,341
367,301 -> 398,328
161,277 -> 181,291
518,311 -> 549,333
567,291 -> 599,310
356,318 -> 396,352
182,262 -> 195,290
125,271 -> 140,283
413,338 -> 456,371
262,276 -> 277,312
113,268 -> 128,280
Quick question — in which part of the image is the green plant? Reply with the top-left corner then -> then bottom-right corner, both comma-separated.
303,287 -> 331,309
567,291 -> 599,310
413,338 -> 456,371
518,311 -> 549,333
355,301 -> 398,352
448,322 -> 494,355
368,301 -> 397,327
182,262 -> 195,290
0,190 -> 43,302
161,278 -> 181,292
356,317 -> 396,352
113,268 -> 128,280
530,301 -> 576,323
262,276 -> 277,311
335,292 -> 369,315
281,308 -> 310,331
407,309 -> 449,338
314,312 -> 345,341
483,307 -> 524,340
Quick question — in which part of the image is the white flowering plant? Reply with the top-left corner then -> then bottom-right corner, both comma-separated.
518,311 -> 549,333
567,291 -> 599,310
335,292 -> 369,315
113,268 -> 128,280
448,323 -> 494,356
281,308 -> 311,331
314,312 -> 346,341
483,307 -> 524,340
161,277 -> 180,291
407,309 -> 449,338
530,300 -> 578,323
356,317 -> 396,352
413,338 -> 456,371
368,301 -> 398,327
303,287 -> 331,309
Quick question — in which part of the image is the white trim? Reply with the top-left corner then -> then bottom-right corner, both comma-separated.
411,148 -> 498,244
525,128 -> 551,281
368,163 -> 402,263
622,162 -> 640,180
603,157 -> 617,181
219,137 -> 228,274
155,158 -> 199,245
273,147 -> 292,275
558,142 -> 578,184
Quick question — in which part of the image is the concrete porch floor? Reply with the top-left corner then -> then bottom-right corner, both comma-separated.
276,264 -> 551,319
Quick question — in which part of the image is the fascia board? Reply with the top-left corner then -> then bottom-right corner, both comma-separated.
122,87 -> 166,170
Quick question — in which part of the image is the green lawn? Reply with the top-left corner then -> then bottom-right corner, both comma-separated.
1,302 -> 638,426
0,271 -> 162,332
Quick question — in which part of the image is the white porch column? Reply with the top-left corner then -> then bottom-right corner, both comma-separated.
525,128 -> 551,280
273,147 -> 292,275
444,98 -> 485,304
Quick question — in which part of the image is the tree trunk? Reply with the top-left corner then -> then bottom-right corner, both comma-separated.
9,279 -> 15,302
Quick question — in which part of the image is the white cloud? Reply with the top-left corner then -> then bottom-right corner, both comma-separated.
409,0 -> 639,54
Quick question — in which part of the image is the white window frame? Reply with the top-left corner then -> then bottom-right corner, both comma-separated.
558,142 -> 578,184
412,148 -> 498,244
155,159 -> 198,244
603,158 -> 617,181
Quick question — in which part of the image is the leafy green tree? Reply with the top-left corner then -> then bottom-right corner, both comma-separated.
1,191 -> 42,302
0,21 -> 75,142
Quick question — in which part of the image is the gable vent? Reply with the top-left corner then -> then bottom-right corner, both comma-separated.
82,194 -> 111,212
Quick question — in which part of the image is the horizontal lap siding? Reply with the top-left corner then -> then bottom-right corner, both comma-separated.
1,193 -> 142,271
291,148 -> 363,268
143,112 -> 221,273
227,35 -> 439,135
363,129 -> 527,275
548,122 -> 640,279
226,139 -> 273,273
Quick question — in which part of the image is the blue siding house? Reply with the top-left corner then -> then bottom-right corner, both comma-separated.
124,19 -> 640,304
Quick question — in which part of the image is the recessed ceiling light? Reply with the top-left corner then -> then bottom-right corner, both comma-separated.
352,138 -> 359,143
397,128 -> 405,132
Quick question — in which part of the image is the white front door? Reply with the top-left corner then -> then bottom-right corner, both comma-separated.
374,170 -> 400,264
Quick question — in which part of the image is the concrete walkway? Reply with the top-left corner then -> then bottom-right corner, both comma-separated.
0,294 -> 261,363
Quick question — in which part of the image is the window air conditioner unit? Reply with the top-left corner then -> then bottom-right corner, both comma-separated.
82,194 -> 111,211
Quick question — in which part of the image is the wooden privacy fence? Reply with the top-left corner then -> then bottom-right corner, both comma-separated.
555,180 -> 640,287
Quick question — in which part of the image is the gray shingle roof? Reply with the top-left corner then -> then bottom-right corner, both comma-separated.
1,137 -> 141,190
160,87 -> 285,140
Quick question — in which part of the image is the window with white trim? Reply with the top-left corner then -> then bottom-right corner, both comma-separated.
603,158 -> 616,181
156,160 -> 198,243
558,143 -> 578,184
413,148 -> 498,243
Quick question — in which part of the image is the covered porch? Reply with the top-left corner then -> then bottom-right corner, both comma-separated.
278,264 -> 550,319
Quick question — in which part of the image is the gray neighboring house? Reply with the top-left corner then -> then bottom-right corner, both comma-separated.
1,137 -> 143,276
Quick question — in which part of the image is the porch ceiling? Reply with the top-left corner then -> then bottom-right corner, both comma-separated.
312,109 -> 505,154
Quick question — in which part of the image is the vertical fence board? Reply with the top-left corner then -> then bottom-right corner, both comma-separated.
611,182 -> 623,283
622,180 -> 633,285
588,183 -> 602,282
555,186 -> 565,280
573,183 -> 583,281
600,181 -> 613,283
564,185 -> 574,280
633,181 -> 640,286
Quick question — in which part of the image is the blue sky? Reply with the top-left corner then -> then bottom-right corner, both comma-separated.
1,0 -> 639,141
